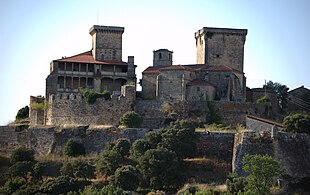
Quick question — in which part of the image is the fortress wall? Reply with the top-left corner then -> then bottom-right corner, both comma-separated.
214,102 -> 275,127
197,132 -> 235,163
0,126 -> 30,154
232,131 -> 310,178
0,126 -> 151,155
46,96 -> 133,126
135,100 -> 165,128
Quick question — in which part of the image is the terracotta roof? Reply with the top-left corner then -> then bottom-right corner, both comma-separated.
54,51 -> 128,65
186,79 -> 215,87
142,66 -> 162,74
247,115 -> 284,127
142,64 -> 244,74
160,65 -> 194,71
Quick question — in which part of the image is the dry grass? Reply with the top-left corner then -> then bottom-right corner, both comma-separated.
178,183 -> 227,194
182,157 -> 230,184
35,153 -> 99,163
196,123 -> 251,133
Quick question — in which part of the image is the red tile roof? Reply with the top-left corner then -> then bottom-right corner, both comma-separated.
54,51 -> 128,65
160,65 -> 195,71
142,64 -> 243,74
247,115 -> 284,127
142,66 -> 162,74
186,79 -> 215,87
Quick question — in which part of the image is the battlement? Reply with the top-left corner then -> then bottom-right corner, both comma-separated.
89,25 -> 124,35
195,27 -> 247,38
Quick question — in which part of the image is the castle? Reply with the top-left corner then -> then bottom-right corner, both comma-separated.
30,25 -> 275,127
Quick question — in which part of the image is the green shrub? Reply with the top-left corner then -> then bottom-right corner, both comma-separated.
61,160 -> 95,181
81,89 -> 111,104
242,154 -> 281,195
130,139 -> 150,159
283,113 -> 310,134
64,139 -> 86,157
0,178 -> 26,194
96,149 -> 123,176
40,175 -> 88,194
120,111 -> 143,128
15,106 -> 29,120
11,147 -> 35,164
9,161 -> 34,181
113,138 -> 131,157
114,165 -> 140,191
226,173 -> 247,194
256,95 -> 270,103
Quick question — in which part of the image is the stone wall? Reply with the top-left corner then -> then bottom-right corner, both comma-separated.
197,132 -> 235,162
0,125 -> 151,155
46,97 -> 132,126
232,131 -> 310,178
46,85 -> 135,126
1,125 -> 309,180
246,115 -> 283,132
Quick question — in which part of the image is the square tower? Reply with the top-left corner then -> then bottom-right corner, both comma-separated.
89,25 -> 124,61
195,27 -> 247,72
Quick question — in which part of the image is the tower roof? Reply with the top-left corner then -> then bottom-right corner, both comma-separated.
89,25 -> 124,35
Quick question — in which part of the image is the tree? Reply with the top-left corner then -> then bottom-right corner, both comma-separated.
138,148 -> 182,191
15,106 -> 29,121
283,113 -> 310,134
130,139 -> 150,159
145,131 -> 162,149
40,175 -> 88,195
159,120 -> 197,158
114,165 -> 140,191
96,149 -> 123,176
9,161 -> 34,181
113,138 -> 131,157
11,147 -> 35,164
242,154 -> 281,195
61,160 -> 95,181
120,111 -> 143,128
64,139 -> 86,157
0,178 -> 26,194
264,80 -> 289,111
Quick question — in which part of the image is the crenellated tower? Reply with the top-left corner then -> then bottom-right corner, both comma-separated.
89,25 -> 124,61
195,27 -> 247,72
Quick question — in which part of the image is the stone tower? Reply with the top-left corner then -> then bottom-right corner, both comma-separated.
195,27 -> 247,72
89,25 -> 124,61
153,49 -> 173,67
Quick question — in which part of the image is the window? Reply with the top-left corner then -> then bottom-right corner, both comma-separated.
197,87 -> 200,92
159,53 -> 162,59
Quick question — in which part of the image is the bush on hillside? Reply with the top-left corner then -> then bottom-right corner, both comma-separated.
120,111 -> 143,128
283,113 -> 310,134
15,106 -> 29,121
114,165 -> 140,191
64,139 -> 86,157
11,147 -> 35,164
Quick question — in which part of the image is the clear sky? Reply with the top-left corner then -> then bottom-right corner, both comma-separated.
0,0 -> 309,125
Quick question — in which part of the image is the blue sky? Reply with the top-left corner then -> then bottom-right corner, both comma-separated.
0,0 -> 309,125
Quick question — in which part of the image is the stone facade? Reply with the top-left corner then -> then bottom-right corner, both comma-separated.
287,85 -> 310,112
195,27 -> 247,72
141,27 -> 247,102
46,25 -> 136,100
153,49 -> 173,67
46,85 -> 135,126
